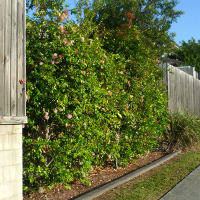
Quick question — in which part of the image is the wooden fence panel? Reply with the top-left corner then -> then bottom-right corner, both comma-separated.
164,64 -> 200,116
0,0 -> 27,124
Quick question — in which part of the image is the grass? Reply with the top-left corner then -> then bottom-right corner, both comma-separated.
95,150 -> 200,200
164,113 -> 200,150
94,113 -> 200,200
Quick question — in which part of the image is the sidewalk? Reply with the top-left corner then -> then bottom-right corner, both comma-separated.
160,165 -> 200,200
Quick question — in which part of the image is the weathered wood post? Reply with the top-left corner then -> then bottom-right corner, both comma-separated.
0,0 -> 26,199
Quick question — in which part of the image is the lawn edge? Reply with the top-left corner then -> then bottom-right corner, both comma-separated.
72,150 -> 181,200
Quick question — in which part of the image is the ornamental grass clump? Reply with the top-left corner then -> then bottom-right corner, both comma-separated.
164,113 -> 200,150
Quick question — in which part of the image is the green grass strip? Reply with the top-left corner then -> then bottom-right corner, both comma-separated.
98,152 -> 200,200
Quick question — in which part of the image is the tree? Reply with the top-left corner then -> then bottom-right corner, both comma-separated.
26,0 -> 66,13
173,38 -> 200,73
90,0 -> 183,54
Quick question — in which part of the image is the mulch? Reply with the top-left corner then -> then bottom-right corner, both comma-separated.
24,151 -> 166,200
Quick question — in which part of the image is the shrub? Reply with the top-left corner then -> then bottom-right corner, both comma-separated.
24,2 -> 168,192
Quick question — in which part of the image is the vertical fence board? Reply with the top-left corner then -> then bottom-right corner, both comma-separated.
185,74 -> 189,113
17,0 -> 24,116
10,0 -> 18,116
181,71 -> 186,112
193,79 -> 198,115
0,0 -> 5,116
166,66 -> 170,111
184,73 -> 189,113
198,81 -> 200,116
188,75 -> 194,113
168,66 -> 176,113
175,67 -> 181,112
168,66 -> 173,113
4,0 -> 11,116
196,79 -> 200,116
22,0 -> 26,116
173,68 -> 180,112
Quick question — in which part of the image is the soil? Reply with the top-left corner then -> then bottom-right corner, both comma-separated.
23,151 -> 166,200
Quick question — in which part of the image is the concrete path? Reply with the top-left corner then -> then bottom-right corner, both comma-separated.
160,165 -> 200,200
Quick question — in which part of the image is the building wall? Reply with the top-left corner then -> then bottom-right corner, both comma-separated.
0,125 -> 22,200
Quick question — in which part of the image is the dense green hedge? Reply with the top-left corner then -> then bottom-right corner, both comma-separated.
24,4 -> 168,192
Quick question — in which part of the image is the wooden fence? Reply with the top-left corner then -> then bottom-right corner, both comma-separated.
0,0 -> 27,124
161,64 -> 200,116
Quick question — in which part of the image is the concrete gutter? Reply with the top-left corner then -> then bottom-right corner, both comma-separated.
72,151 -> 181,200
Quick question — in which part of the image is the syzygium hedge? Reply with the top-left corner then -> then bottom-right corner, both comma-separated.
24,2 -> 168,192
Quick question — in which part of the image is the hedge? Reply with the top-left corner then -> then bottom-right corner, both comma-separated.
24,4 -> 168,192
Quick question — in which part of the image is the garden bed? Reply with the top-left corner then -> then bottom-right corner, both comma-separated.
24,151 -> 166,200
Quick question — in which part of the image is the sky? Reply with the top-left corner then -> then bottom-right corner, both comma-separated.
170,0 -> 200,45
67,0 -> 200,45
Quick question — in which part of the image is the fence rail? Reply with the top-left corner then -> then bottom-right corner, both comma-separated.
161,64 -> 200,116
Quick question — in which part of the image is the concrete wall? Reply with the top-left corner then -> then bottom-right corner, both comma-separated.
0,125 -> 22,200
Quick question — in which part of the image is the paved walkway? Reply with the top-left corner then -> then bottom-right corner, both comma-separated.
160,165 -> 200,200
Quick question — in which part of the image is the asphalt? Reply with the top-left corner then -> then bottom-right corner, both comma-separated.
160,165 -> 200,200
